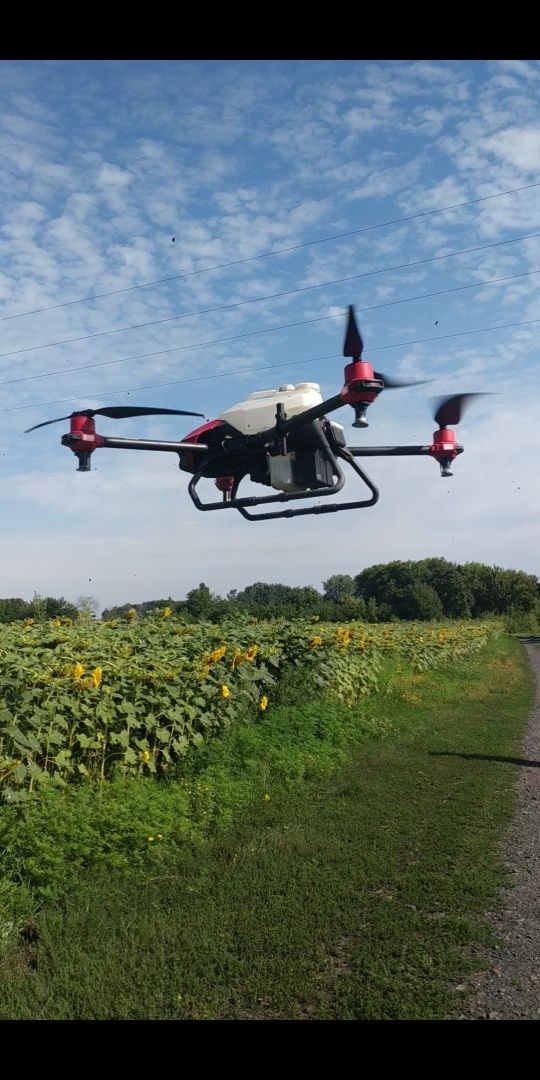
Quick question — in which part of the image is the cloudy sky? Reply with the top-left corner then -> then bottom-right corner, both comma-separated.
0,59 -> 539,610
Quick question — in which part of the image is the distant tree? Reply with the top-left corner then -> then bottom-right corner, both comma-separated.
356,560 -> 460,620
460,563 -> 499,616
460,563 -> 538,617
417,558 -> 470,618
76,595 -> 99,620
0,595 -> 78,622
184,583 -> 228,622
354,558 -> 539,621
75,559 -> 540,628
493,567 -> 538,614
407,582 -> 444,621
101,603 -> 131,619
355,561 -> 419,619
322,574 -> 356,603
30,592 -> 48,621
234,582 -> 325,619
41,596 -> 79,620
0,598 -> 31,623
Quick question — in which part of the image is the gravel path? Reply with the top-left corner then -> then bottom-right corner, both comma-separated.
455,641 -> 540,1020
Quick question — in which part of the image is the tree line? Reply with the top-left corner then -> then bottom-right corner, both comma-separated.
2,561 -> 537,626
0,594 -> 79,624
99,559 -> 539,626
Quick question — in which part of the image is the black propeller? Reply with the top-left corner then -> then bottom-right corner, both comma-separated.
343,306 -> 430,389
373,371 -> 431,389
25,406 -> 204,433
433,393 -> 489,429
343,305 -> 363,359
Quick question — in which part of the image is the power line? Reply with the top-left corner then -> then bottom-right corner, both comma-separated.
4,315 -> 539,419
2,230 -> 540,361
1,180 -> 539,325
0,267 -> 537,392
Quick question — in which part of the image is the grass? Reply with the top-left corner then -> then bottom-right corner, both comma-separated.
0,635 -> 534,1019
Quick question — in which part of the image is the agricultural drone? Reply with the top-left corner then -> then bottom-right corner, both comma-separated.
27,306 -> 483,521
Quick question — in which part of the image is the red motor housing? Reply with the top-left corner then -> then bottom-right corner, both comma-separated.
340,360 -> 384,428
62,415 -> 105,470
429,427 -> 463,477
341,360 -> 381,405
430,427 -> 458,462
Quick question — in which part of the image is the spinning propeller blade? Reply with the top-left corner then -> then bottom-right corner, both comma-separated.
343,308 -> 430,389
432,393 -> 489,429
343,305 -> 363,359
26,406 -> 204,433
374,371 -> 431,389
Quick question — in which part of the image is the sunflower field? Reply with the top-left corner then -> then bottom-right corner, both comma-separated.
0,612 -> 494,801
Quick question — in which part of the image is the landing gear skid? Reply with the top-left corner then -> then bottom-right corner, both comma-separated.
187,443 -> 379,521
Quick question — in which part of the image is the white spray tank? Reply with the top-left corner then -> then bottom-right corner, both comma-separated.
218,382 -> 323,435
218,383 -> 344,493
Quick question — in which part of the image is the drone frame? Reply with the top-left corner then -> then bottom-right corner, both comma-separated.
57,382 -> 462,521
31,306 -> 471,522
186,430 -> 380,521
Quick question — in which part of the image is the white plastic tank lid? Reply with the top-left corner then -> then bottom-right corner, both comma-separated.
277,384 -> 296,391
295,382 -> 320,391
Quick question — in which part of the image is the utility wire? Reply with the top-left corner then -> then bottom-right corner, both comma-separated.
1,180 -> 538,324
4,315 -> 539,418
2,230 -> 540,361
0,267 -> 537,391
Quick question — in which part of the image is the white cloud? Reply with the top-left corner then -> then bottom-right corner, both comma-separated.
0,60 -> 537,607
497,60 -> 540,82
483,126 -> 540,172
97,163 -> 132,188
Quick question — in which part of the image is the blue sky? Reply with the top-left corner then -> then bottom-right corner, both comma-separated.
0,59 -> 539,609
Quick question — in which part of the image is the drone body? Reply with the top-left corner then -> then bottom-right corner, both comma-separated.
27,307 -> 483,522
179,383 -> 347,495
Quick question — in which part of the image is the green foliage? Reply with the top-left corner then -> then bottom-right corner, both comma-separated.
0,607 -> 500,966
184,582 -> 226,621
0,636 -> 531,1020
503,608 -> 540,635
0,614 -> 493,801
0,599 -> 29,623
355,558 -> 539,621
407,582 -> 444,621
0,779 -> 195,906
0,596 -> 78,624
322,574 -> 356,602
0,613 -> 282,796
0,624 -> 496,949
7,560 -> 537,631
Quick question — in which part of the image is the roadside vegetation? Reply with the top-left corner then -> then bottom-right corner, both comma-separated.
0,617 -> 533,1019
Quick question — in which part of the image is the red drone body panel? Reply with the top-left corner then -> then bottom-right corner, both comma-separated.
179,419 -> 225,472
